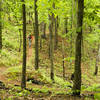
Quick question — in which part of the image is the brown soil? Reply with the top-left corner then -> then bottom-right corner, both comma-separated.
0,66 -> 7,82
27,36 -> 35,60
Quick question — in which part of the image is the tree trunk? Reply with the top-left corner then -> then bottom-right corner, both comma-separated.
70,0 -> 73,68
94,45 -> 100,75
0,0 -> 2,50
49,15 -> 54,81
94,57 -> 98,75
40,36 -> 42,49
34,0 -> 39,70
43,23 -> 46,38
54,16 -> 58,50
19,29 -> 22,52
40,22 -> 43,34
62,39 -> 65,78
40,22 -> 46,49
33,22 -> 35,35
73,0 -> 84,95
21,0 -> 27,89
65,18 -> 68,34
29,12 -> 31,24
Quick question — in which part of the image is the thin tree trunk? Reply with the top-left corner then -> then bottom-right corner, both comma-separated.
65,18 -> 68,34
70,0 -> 73,68
73,0 -> 84,95
54,16 -> 58,50
29,12 -> 31,24
40,22 -> 43,34
39,22 -> 42,49
33,22 -> 35,35
0,0 -> 2,50
94,45 -> 100,75
19,29 -> 22,52
62,39 -> 65,78
34,0 -> 39,70
40,22 -> 46,49
74,0 -> 78,28
94,57 -> 98,75
21,0 -> 27,89
40,36 -> 42,49
49,15 -> 54,81
43,23 -> 46,38
70,17 -> 73,68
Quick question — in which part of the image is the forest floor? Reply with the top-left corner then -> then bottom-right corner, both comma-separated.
0,34 -> 100,100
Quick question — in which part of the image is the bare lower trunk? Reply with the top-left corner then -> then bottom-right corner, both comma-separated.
40,23 -> 46,49
54,16 -> 58,50
62,40 -> 65,78
19,29 -> 22,52
94,58 -> 98,75
49,15 -> 54,81
65,18 -> 68,34
40,37 -> 42,49
29,12 -> 31,24
43,23 -> 46,38
0,1 -> 2,50
73,0 -> 84,95
70,0 -> 73,68
94,45 -> 100,75
34,0 -> 39,70
21,0 -> 27,89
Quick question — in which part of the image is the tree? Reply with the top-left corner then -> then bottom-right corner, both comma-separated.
48,1 -> 55,81
73,0 -> 84,95
34,0 -> 39,70
54,16 -> 58,50
94,44 -> 100,75
19,28 -> 22,52
62,39 -> 65,78
0,0 -> 2,50
43,22 -> 46,38
64,17 -> 68,34
49,14 -> 54,81
21,0 -> 27,89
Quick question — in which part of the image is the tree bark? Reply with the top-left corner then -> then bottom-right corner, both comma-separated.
70,0 -> 74,68
65,18 -> 68,34
54,16 -> 58,50
29,12 -> 31,24
94,45 -> 100,75
0,0 -> 2,50
94,57 -> 98,75
43,23 -> 46,38
62,39 -> 65,78
34,0 -> 39,70
49,15 -> 54,81
21,0 -> 27,89
73,0 -> 84,95
19,29 -> 22,52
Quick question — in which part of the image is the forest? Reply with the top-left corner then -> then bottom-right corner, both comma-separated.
0,0 -> 100,100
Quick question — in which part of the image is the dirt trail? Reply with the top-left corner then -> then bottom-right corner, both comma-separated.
0,66 -> 7,82
27,36 -> 35,60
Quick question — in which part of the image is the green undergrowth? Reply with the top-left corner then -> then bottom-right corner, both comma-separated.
4,65 -> 22,80
9,87 -> 30,97
54,76 -> 72,89
0,28 -> 22,67
4,64 -> 72,94
81,83 -> 100,94
82,74 -> 92,83
0,49 -> 22,66
27,70 -> 52,84
0,86 -> 31,100
94,93 -> 100,100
